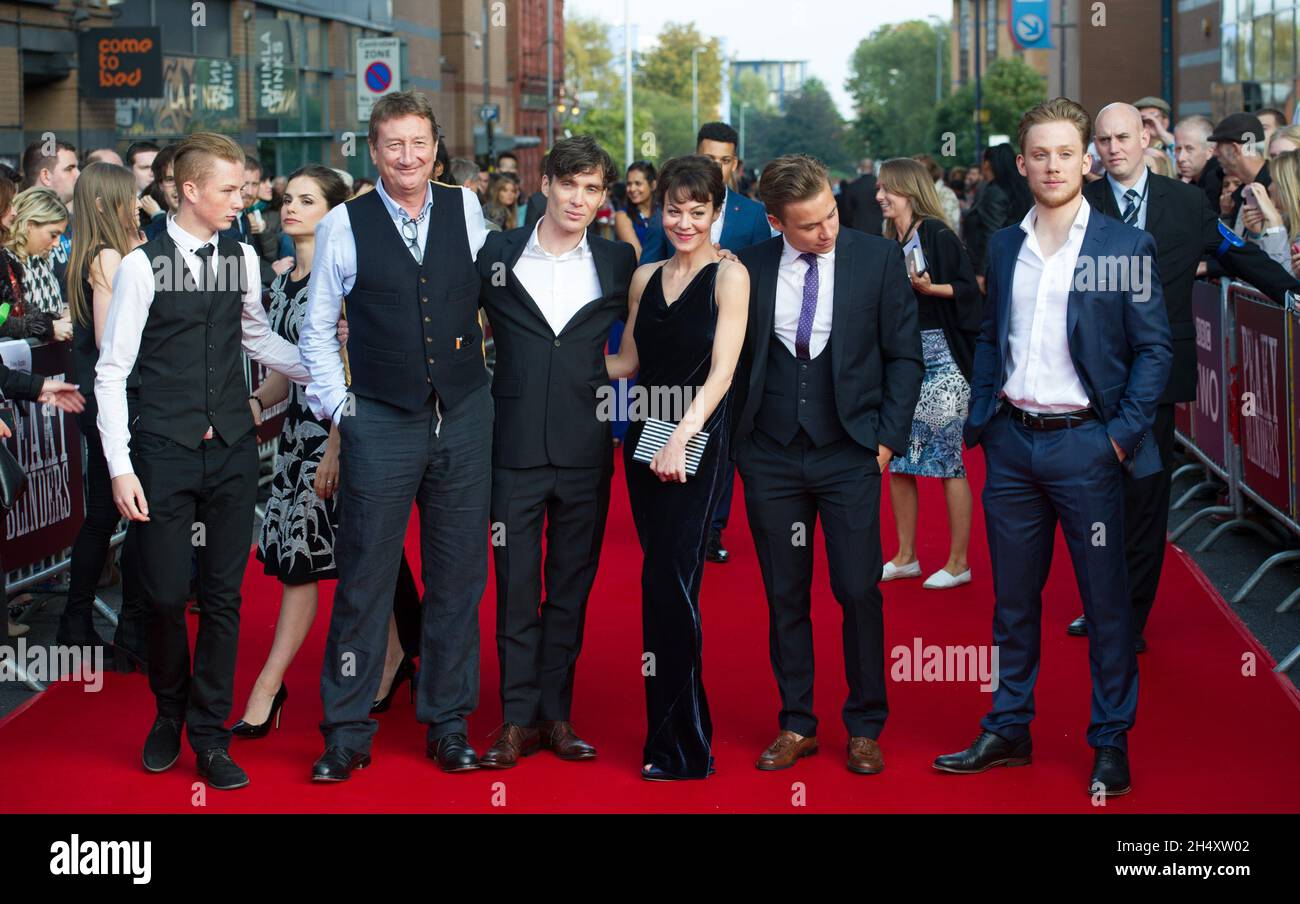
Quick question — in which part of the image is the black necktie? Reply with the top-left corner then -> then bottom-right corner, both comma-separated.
193,244 -> 215,291
1122,188 -> 1141,226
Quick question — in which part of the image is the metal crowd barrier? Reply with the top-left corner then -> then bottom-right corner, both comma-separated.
4,339 -> 282,691
1168,279 -> 1300,673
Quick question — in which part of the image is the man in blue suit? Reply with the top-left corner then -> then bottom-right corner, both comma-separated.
933,98 -> 1172,798
640,121 -> 775,562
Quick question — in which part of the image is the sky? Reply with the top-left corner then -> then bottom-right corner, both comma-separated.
567,0 -> 955,118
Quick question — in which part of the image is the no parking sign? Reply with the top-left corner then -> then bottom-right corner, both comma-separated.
356,38 -> 402,121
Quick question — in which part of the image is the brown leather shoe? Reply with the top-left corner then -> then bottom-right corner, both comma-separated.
755,730 -> 819,770
478,723 -> 539,769
847,737 -> 884,774
536,720 -> 597,760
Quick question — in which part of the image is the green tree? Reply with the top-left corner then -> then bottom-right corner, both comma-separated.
565,14 -> 620,105
931,56 -> 1047,165
845,20 -> 950,160
638,22 -> 724,127
745,78 -> 854,174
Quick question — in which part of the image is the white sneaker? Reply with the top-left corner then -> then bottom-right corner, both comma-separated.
881,560 -> 922,582
923,568 -> 972,590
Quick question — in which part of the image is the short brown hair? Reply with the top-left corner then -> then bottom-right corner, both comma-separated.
173,132 -> 244,198
368,90 -> 439,148
1018,97 -> 1092,153
913,153 -> 943,182
758,154 -> 830,219
656,155 -> 726,211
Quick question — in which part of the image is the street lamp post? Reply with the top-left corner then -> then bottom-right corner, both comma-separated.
692,46 -> 706,139
624,0 -> 633,172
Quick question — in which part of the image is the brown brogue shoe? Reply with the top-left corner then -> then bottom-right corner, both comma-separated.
847,736 -> 884,774
478,723 -> 539,769
536,720 -> 597,760
756,730 -> 819,771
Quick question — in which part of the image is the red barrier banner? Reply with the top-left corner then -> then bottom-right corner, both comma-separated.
1174,402 -> 1192,440
1236,296 -> 1291,515
2,342 -> 85,566
1191,281 -> 1225,469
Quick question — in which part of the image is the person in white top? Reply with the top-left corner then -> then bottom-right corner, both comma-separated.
934,98 -> 1171,799
95,132 -> 311,791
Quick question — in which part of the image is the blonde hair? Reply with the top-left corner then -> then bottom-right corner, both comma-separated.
1019,96 -> 1092,153
5,187 -> 68,261
1142,147 -> 1176,178
1269,149 -> 1300,242
757,154 -> 829,220
878,158 -> 949,239
173,132 -> 245,203
1269,124 -> 1300,158
67,162 -> 139,328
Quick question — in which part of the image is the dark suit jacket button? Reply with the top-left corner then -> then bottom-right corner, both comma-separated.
553,339 -> 561,347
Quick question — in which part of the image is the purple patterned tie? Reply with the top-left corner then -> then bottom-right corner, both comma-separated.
795,251 -> 819,360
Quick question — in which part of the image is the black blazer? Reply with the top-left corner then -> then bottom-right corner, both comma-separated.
911,217 -> 981,381
731,228 -> 924,457
840,173 -> 883,236
1083,172 -> 1299,403
477,226 -> 638,469
523,191 -> 547,231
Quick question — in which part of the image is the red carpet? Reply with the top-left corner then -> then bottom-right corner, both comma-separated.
3,451 -> 1299,813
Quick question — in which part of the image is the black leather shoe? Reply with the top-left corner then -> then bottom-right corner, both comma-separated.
1135,635 -> 1147,654
311,746 -> 371,783
1088,746 -> 1131,797
706,530 -> 729,564
142,715 -> 183,773
426,732 -> 479,772
933,730 -> 1032,774
1066,615 -> 1088,636
196,748 -> 249,790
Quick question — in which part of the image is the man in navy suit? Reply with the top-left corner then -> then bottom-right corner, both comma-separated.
933,98 -> 1172,798
640,122 -> 775,562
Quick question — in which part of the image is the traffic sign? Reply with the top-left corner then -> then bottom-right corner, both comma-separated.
478,103 -> 500,123
356,37 -> 401,121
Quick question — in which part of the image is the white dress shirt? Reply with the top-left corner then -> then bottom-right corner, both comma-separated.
710,189 -> 729,245
299,177 -> 489,422
95,216 -> 311,479
1001,201 -> 1092,414
773,237 -> 834,359
512,217 -> 602,335
1107,165 -> 1149,230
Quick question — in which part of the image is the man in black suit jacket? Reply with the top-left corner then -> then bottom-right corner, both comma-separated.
1075,103 -> 1300,649
475,137 -> 638,768
839,158 -> 884,236
732,154 -> 922,775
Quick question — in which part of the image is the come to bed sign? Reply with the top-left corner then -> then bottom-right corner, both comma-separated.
78,27 -> 163,98
357,38 -> 402,121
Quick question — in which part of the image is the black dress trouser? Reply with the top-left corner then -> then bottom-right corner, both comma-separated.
133,429 -> 259,752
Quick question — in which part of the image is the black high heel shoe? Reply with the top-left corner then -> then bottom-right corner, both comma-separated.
371,657 -> 416,714
231,685 -> 288,739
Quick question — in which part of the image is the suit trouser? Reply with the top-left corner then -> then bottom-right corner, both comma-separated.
133,430 -> 259,753
979,410 -> 1139,752
491,460 -> 612,725
710,464 -> 735,533
737,429 -> 887,739
1125,403 -> 1176,637
320,387 -> 492,752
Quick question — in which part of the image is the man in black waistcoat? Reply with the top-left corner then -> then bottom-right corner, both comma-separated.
731,155 -> 923,775
97,132 -> 312,790
299,92 -> 494,779
474,136 -> 637,768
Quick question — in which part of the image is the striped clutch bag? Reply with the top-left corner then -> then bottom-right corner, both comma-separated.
632,418 -> 710,477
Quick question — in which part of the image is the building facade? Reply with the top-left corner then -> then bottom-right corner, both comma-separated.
1,0 -> 563,192
731,59 -> 807,112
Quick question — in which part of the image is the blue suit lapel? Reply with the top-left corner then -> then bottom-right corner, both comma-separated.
996,229 -> 1024,371
1067,210 -> 1107,341
718,190 -> 746,249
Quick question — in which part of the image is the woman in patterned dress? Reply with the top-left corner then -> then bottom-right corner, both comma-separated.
233,165 -> 418,736
875,158 -> 980,590
1,187 -> 73,341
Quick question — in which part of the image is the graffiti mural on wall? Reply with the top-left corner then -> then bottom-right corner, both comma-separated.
115,56 -> 241,137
